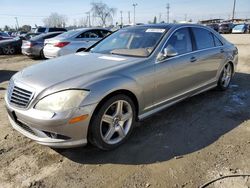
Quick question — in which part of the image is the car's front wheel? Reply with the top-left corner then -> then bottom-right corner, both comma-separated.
217,63 -> 233,90
89,94 -> 136,150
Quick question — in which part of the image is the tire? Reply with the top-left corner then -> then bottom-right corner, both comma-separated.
40,49 -> 45,59
2,45 -> 15,55
89,94 -> 136,150
217,63 -> 233,91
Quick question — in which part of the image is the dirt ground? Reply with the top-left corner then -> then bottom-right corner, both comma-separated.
0,34 -> 250,188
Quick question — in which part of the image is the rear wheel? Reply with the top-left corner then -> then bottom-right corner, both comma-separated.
217,63 -> 233,90
3,45 -> 15,55
89,95 -> 136,150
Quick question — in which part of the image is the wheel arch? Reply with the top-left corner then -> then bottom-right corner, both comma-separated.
87,89 -> 139,143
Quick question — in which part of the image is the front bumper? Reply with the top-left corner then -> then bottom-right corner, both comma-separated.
5,95 -> 98,148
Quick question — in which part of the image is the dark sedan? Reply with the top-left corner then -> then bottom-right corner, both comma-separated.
218,23 -> 234,34
0,32 -> 13,41
0,33 -> 41,55
22,31 -> 64,58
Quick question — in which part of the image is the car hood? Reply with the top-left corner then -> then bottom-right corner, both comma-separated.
14,52 -> 143,95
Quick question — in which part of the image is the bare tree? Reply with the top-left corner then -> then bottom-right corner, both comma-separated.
43,13 -> 68,27
91,2 -> 116,27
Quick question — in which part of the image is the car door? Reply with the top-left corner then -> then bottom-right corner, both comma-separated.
154,27 -> 198,105
190,27 -> 225,85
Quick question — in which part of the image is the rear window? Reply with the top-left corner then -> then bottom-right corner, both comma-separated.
36,28 -> 46,33
192,28 -> 215,50
49,28 -> 67,32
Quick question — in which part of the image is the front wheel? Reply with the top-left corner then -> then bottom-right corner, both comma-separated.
217,63 -> 233,90
89,95 -> 136,150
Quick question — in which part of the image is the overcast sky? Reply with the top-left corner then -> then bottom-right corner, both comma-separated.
0,0 -> 249,28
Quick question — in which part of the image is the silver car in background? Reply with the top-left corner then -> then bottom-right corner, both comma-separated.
22,32 -> 64,58
43,28 -> 111,58
5,24 -> 238,150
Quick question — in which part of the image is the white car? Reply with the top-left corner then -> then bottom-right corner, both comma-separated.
43,28 -> 111,58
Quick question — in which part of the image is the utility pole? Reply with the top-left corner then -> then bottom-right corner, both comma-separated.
132,3 -> 138,25
232,0 -> 236,22
128,11 -> 131,24
159,13 -> 162,23
14,17 -> 19,30
166,3 -> 170,23
120,11 -> 123,26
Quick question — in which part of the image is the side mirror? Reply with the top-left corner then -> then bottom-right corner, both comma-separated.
157,45 -> 178,61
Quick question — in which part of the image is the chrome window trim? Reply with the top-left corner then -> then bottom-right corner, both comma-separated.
156,25 -> 224,64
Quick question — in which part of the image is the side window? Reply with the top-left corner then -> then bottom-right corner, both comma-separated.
77,30 -> 101,38
213,35 -> 223,46
99,30 -> 111,37
165,28 -> 192,55
192,28 -> 215,50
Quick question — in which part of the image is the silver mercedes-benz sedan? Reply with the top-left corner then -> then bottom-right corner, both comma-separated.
5,24 -> 238,150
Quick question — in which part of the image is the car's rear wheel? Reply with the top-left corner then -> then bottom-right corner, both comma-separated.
3,45 -> 15,55
89,95 -> 136,150
217,63 -> 233,90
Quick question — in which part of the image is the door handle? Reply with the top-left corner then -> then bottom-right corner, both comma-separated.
190,56 -> 197,63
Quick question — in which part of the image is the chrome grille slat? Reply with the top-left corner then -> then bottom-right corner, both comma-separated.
13,88 -> 32,96
11,93 -> 30,101
7,81 -> 34,108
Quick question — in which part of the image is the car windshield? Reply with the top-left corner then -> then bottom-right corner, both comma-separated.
91,27 -> 167,57
234,25 -> 245,29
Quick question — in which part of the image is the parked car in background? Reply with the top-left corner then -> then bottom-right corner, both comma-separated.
20,32 -> 41,40
34,27 -> 67,33
22,31 -> 64,58
218,23 -> 234,34
0,33 -> 42,55
0,32 -> 13,41
206,23 -> 219,32
0,37 -> 22,55
5,24 -> 238,150
232,24 -> 249,34
43,28 -> 111,58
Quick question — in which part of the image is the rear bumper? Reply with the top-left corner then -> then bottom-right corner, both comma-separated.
5,94 -> 98,148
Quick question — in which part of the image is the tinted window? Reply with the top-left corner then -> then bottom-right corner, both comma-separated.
192,28 -> 215,50
49,28 -> 67,32
77,30 -> 101,38
213,35 -> 223,46
99,30 -> 111,37
164,28 -> 192,55
37,28 -> 46,33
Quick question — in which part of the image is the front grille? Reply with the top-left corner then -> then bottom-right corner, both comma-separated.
8,80 -> 34,108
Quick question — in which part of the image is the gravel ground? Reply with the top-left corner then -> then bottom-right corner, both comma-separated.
0,34 -> 250,188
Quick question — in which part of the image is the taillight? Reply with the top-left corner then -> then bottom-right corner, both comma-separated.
54,42 -> 70,48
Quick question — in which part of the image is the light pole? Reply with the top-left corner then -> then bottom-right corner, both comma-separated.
132,3 -> 138,25
86,12 -> 91,27
14,17 -> 19,30
232,0 -> 236,22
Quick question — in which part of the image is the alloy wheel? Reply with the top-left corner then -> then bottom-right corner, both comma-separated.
100,100 -> 133,145
3,46 -> 15,55
221,63 -> 232,88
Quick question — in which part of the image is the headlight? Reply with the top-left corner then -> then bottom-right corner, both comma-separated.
35,90 -> 89,112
